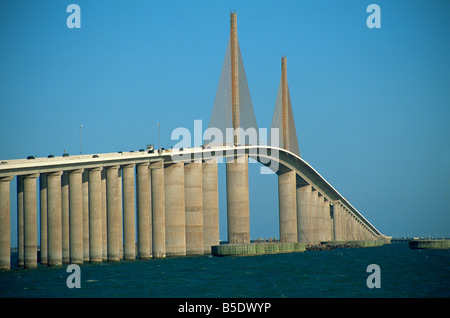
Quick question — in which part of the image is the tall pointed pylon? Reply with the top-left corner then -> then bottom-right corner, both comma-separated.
270,56 -> 300,156
207,12 -> 258,146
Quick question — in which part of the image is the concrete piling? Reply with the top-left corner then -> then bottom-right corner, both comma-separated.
151,161 -> 165,258
39,174 -> 48,265
136,162 -> 151,260
0,176 -> 13,270
278,170 -> 297,242
202,159 -> 219,253
47,171 -> 63,267
164,162 -> 185,256
226,155 -> 250,244
82,170 -> 90,262
184,162 -> 204,255
24,174 -> 38,269
88,167 -> 103,263
122,164 -> 136,260
69,169 -> 84,264
61,172 -> 70,264
106,166 -> 120,262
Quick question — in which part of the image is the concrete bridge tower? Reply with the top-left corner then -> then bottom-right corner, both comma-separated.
272,56 -> 301,243
226,12 -> 250,244
207,12 -> 259,244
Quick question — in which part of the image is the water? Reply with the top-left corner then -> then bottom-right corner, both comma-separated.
1,243 -> 449,298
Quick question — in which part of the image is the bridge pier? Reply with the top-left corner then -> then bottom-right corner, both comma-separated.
39,174 -> 48,265
82,171 -> 89,262
24,173 -> 38,269
47,171 -> 63,266
332,201 -> 341,241
226,155 -> 250,244
151,161 -> 165,258
202,159 -> 219,253
136,162 -> 151,260
325,200 -> 333,241
297,185 -> 315,244
106,166 -> 120,262
311,189 -> 320,244
0,176 -> 13,270
61,172 -> 70,263
278,170 -> 297,242
69,169 -> 84,264
101,169 -> 107,261
185,162 -> 204,255
88,167 -> 103,263
122,164 -> 136,260
164,162 -> 186,256
17,176 -> 24,267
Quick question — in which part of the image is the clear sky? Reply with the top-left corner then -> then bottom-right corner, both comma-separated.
1,0 -> 449,246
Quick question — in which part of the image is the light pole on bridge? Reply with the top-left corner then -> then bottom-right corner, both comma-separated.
80,124 -> 83,155
157,122 -> 160,152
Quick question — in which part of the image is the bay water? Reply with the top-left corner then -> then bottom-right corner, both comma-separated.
1,242 -> 449,298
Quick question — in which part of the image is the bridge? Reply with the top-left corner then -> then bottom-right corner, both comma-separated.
0,12 -> 388,270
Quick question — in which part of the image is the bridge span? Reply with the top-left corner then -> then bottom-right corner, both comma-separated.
0,145 -> 389,270
0,11 -> 391,270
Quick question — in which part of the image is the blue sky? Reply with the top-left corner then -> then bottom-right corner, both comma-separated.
1,0 -> 449,245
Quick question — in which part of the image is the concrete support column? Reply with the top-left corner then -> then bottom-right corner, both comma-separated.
39,174 -> 47,265
330,204 -> 336,241
357,218 -> 362,240
82,171 -> 89,262
47,171 -> 63,267
151,161 -> 165,258
136,162 -> 151,260
185,162 -> 203,255
0,176 -> 13,270
164,162 -> 185,256
24,173 -> 39,269
106,165 -> 120,262
339,204 -> 345,241
358,222 -> 362,240
278,170 -> 297,243
356,218 -> 361,240
345,209 -> 351,241
339,206 -> 345,241
333,202 -> 342,241
347,213 -> 353,240
230,12 -> 240,144
226,155 -> 250,244
17,175 -> 24,267
318,197 -> 326,242
122,164 -> 136,260
61,172 -> 70,263
361,222 -> 365,240
350,213 -> 355,240
118,168 -> 123,260
202,159 -> 219,254
323,199 -> 332,242
310,190 -> 319,244
297,184 -> 313,244
351,215 -> 356,241
101,169 -> 107,261
331,202 -> 338,241
88,167 -> 103,263
69,169 -> 84,264
343,208 -> 349,241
